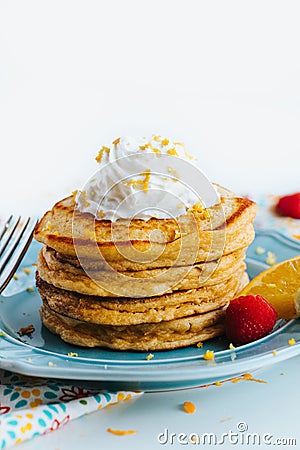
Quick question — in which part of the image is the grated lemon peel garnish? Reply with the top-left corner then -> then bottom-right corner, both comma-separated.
153,135 -> 161,142
107,428 -> 137,436
95,146 -> 110,163
266,251 -> 277,265
167,148 -> 178,156
184,150 -> 194,160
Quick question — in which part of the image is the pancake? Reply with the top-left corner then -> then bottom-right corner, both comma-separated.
40,301 -> 227,351
36,270 -> 248,326
34,181 -> 256,351
34,185 -> 257,271
38,245 -> 247,297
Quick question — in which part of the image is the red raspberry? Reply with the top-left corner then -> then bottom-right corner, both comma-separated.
276,193 -> 300,219
225,294 -> 277,345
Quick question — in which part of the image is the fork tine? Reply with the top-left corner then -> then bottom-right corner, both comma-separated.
0,216 -> 21,256
1,217 -> 30,270
0,215 -> 13,241
0,218 -> 37,294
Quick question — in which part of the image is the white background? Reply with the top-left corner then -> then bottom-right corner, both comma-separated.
1,0 -> 300,217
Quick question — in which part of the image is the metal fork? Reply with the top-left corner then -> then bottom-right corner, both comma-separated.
0,216 -> 38,294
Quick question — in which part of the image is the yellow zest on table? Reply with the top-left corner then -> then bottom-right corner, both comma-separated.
183,401 -> 196,414
44,221 -> 52,231
112,137 -> 120,145
107,428 -> 137,436
152,147 -> 161,154
79,191 -> 90,207
139,142 -> 152,150
167,166 -> 179,181
123,170 -> 151,192
200,373 -> 267,389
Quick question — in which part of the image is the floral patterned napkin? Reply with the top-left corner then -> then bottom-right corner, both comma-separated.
0,369 -> 142,449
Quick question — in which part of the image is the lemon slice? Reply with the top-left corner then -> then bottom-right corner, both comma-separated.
240,256 -> 300,320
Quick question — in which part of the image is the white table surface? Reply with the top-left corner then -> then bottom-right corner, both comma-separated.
17,355 -> 300,450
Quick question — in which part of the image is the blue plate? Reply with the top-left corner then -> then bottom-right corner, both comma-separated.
0,230 -> 299,391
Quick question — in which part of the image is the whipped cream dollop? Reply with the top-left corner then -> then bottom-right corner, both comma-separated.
76,135 -> 220,221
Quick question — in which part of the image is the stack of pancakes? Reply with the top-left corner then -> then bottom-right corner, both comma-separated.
34,185 -> 257,351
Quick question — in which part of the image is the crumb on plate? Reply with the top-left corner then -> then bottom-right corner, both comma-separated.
203,350 -> 215,360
